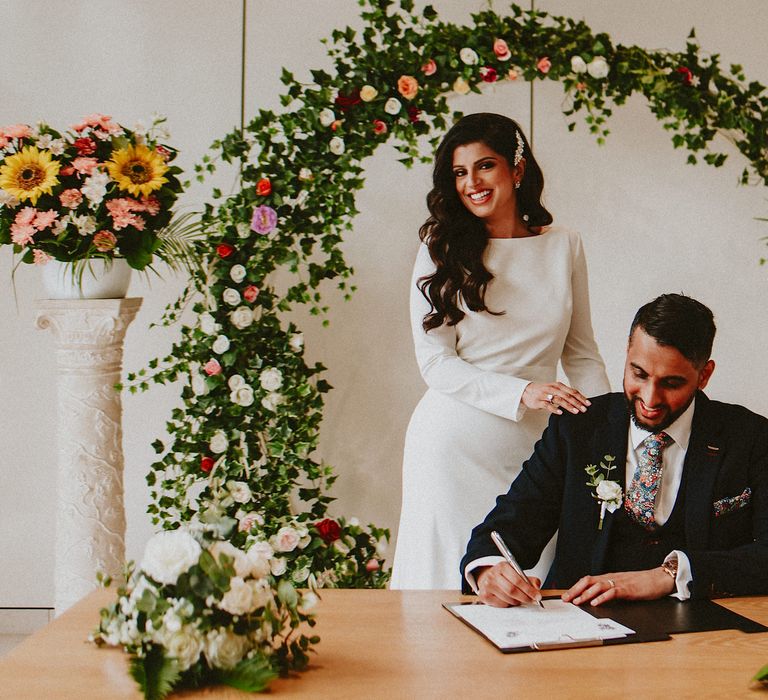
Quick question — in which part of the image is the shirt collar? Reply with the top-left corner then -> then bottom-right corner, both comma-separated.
629,397 -> 695,452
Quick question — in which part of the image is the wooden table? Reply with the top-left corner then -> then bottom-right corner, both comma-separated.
1,588 -> 767,698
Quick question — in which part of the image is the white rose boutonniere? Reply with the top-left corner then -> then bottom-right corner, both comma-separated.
585,455 -> 622,529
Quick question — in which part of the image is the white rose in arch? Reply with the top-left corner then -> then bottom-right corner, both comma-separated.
318,108 -> 336,127
272,526 -> 300,552
209,430 -> 229,454
199,313 -> 218,335
261,391 -> 283,412
270,557 -> 287,576
229,264 -> 246,283
571,55 -> 587,74
227,480 -> 253,503
222,287 -> 241,306
384,97 -> 401,115
228,374 -> 245,390
460,47 -> 479,65
212,335 -> 230,354
141,530 -> 201,585
329,136 -> 345,155
259,367 -> 283,391
191,373 -> 208,397
230,305 -> 253,330
587,56 -> 610,79
230,384 -> 254,407
289,333 -> 304,352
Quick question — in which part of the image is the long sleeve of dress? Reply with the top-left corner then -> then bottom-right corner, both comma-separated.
410,244 -> 531,421
560,233 -> 611,397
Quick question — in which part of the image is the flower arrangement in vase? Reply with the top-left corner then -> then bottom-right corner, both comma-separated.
0,113 -> 197,292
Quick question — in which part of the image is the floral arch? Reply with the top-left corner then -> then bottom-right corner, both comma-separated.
138,0 -> 768,587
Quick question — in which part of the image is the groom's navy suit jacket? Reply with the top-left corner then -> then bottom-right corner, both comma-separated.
461,392 -> 768,598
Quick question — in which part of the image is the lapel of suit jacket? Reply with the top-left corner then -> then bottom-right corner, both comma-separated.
684,392 -> 724,549
589,394 -> 630,572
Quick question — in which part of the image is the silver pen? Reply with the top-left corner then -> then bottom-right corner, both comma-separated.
491,530 -> 544,608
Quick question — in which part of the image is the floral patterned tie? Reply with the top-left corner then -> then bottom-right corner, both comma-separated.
624,432 -> 674,529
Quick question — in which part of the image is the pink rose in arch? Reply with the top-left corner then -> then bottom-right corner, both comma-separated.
537,56 -> 552,74
243,285 -> 260,303
203,358 -> 222,376
421,58 -> 437,76
365,559 -> 381,572
493,38 -> 511,61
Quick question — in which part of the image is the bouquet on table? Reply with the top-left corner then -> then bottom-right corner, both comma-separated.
0,113 -> 195,274
92,528 -> 319,700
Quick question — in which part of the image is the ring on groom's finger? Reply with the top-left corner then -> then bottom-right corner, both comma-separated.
546,393 -> 554,404
607,579 -> 615,588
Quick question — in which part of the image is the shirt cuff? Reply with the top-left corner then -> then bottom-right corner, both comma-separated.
464,555 -> 504,593
666,551 -> 692,601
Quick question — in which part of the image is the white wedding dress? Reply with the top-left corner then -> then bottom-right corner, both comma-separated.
390,227 -> 610,589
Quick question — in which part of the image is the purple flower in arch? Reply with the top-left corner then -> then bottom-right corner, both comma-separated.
250,205 -> 277,234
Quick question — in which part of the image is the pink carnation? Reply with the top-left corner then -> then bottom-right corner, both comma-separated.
72,157 -> 99,175
93,230 -> 118,252
15,207 -> 36,226
10,222 -> 35,246
33,210 -> 58,230
33,250 -> 52,266
106,198 -> 146,231
139,196 -> 161,216
60,189 -> 83,208
4,124 -> 31,139
0,135 -> 8,149
203,359 -> 222,376
71,113 -> 120,134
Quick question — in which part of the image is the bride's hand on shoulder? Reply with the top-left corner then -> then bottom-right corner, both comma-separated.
521,382 -> 591,415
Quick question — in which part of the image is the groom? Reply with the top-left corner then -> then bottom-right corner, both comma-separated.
462,293 -> 768,605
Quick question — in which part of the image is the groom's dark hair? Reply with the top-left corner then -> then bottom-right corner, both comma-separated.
630,293 -> 716,367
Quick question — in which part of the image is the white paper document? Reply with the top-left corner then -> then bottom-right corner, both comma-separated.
445,599 -> 635,650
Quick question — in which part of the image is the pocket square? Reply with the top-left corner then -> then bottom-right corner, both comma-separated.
713,488 -> 752,517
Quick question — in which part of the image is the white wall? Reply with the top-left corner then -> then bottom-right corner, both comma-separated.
1,0 -> 766,605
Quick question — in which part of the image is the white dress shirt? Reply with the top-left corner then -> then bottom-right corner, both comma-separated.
465,400 -> 697,599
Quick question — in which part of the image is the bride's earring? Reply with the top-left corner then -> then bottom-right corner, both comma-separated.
514,181 -> 521,189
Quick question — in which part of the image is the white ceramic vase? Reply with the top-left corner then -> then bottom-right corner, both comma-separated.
41,258 -> 132,299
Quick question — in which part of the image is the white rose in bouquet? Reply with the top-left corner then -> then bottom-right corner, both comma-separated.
246,540 -> 274,578
272,526 -> 300,552
209,540 -> 251,578
159,625 -> 204,671
218,576 -> 260,615
204,628 -> 249,670
227,480 -> 253,504
141,530 -> 202,585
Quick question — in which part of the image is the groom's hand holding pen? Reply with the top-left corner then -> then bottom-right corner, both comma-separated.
474,531 -> 544,608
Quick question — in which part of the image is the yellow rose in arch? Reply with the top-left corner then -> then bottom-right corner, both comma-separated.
0,145 -> 60,205
106,143 -> 169,198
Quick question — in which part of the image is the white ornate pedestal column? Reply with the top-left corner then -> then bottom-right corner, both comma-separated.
35,298 -> 142,614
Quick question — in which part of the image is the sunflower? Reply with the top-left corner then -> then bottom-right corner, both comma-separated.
106,143 -> 169,198
0,146 -> 61,206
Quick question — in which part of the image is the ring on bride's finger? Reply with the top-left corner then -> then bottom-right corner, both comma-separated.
607,579 -> 615,588
546,393 -> 554,404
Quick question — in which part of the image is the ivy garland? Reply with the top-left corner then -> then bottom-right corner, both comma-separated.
130,0 -> 768,591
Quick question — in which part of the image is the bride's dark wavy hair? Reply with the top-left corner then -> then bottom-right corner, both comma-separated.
418,113 -> 553,332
